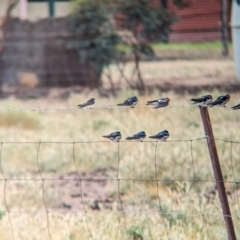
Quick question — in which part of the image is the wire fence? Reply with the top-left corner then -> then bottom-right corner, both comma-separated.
0,131 -> 240,239
0,104 -> 238,112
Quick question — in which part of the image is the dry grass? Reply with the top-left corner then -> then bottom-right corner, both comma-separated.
0,89 -> 240,239
102,59 -> 236,86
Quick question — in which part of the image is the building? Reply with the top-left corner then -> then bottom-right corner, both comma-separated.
0,0 -> 70,21
0,0 -> 232,42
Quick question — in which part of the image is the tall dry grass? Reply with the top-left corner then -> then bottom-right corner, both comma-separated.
0,90 -> 240,239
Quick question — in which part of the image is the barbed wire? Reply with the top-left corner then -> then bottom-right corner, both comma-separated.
0,105 -> 237,112
1,137 -> 240,144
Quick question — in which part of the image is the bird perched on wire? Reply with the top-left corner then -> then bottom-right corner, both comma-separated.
146,97 -> 170,109
209,94 -> 230,107
117,96 -> 138,108
126,131 -> 146,142
102,131 -> 121,142
149,130 -> 169,142
190,95 -> 213,107
78,98 -> 95,109
231,103 -> 240,110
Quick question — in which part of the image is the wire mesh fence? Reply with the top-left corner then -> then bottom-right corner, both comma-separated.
0,103 -> 240,239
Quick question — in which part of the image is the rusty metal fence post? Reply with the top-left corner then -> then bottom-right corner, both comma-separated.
199,106 -> 236,240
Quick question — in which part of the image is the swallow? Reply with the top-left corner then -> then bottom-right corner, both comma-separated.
126,131 -> 146,142
209,94 -> 230,108
102,131 -> 121,142
117,96 -> 138,108
78,98 -> 95,108
149,130 -> 169,141
231,103 -> 240,110
146,98 -> 170,109
190,95 -> 213,107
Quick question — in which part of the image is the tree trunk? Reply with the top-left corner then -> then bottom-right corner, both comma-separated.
0,0 -> 19,94
220,0 -> 229,56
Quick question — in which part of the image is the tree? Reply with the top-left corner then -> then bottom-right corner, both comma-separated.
69,0 -> 191,94
0,0 -> 19,94
219,0 -> 229,56
69,0 -> 121,93
0,0 -> 19,52
118,0 -> 178,93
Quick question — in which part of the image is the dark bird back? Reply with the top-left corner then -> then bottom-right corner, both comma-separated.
78,98 -> 95,108
209,94 -> 230,107
190,95 -> 212,106
117,96 -> 138,108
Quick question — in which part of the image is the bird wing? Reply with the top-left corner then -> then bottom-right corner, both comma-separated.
78,102 -> 89,108
191,97 -> 206,103
146,100 -> 158,105
209,97 -> 223,107
124,99 -> 134,106
157,101 -> 168,108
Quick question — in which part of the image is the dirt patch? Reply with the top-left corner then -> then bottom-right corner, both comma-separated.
1,77 -> 240,100
48,169 -> 119,212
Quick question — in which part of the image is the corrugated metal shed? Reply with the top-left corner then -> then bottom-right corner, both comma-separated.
116,0 -> 231,42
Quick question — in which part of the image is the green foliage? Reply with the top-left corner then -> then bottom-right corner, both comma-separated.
69,0 -> 187,90
0,211 -> 5,220
69,0 -> 122,85
127,225 -> 145,240
118,0 -> 178,42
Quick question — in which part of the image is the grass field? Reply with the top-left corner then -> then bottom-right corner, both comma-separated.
0,89 -> 240,239
102,59 -> 235,89
116,41 -> 233,60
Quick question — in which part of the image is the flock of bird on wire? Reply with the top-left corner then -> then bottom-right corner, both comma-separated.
77,93 -> 238,143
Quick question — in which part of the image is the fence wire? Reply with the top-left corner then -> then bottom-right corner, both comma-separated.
0,136 -> 240,239
0,105 -> 237,112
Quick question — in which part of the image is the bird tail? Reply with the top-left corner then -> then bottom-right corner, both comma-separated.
126,136 -> 136,140
102,135 -> 109,139
78,104 -> 85,108
117,103 -> 124,106
149,136 -> 157,139
231,105 -> 240,110
209,101 -> 219,108
190,98 -> 200,104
